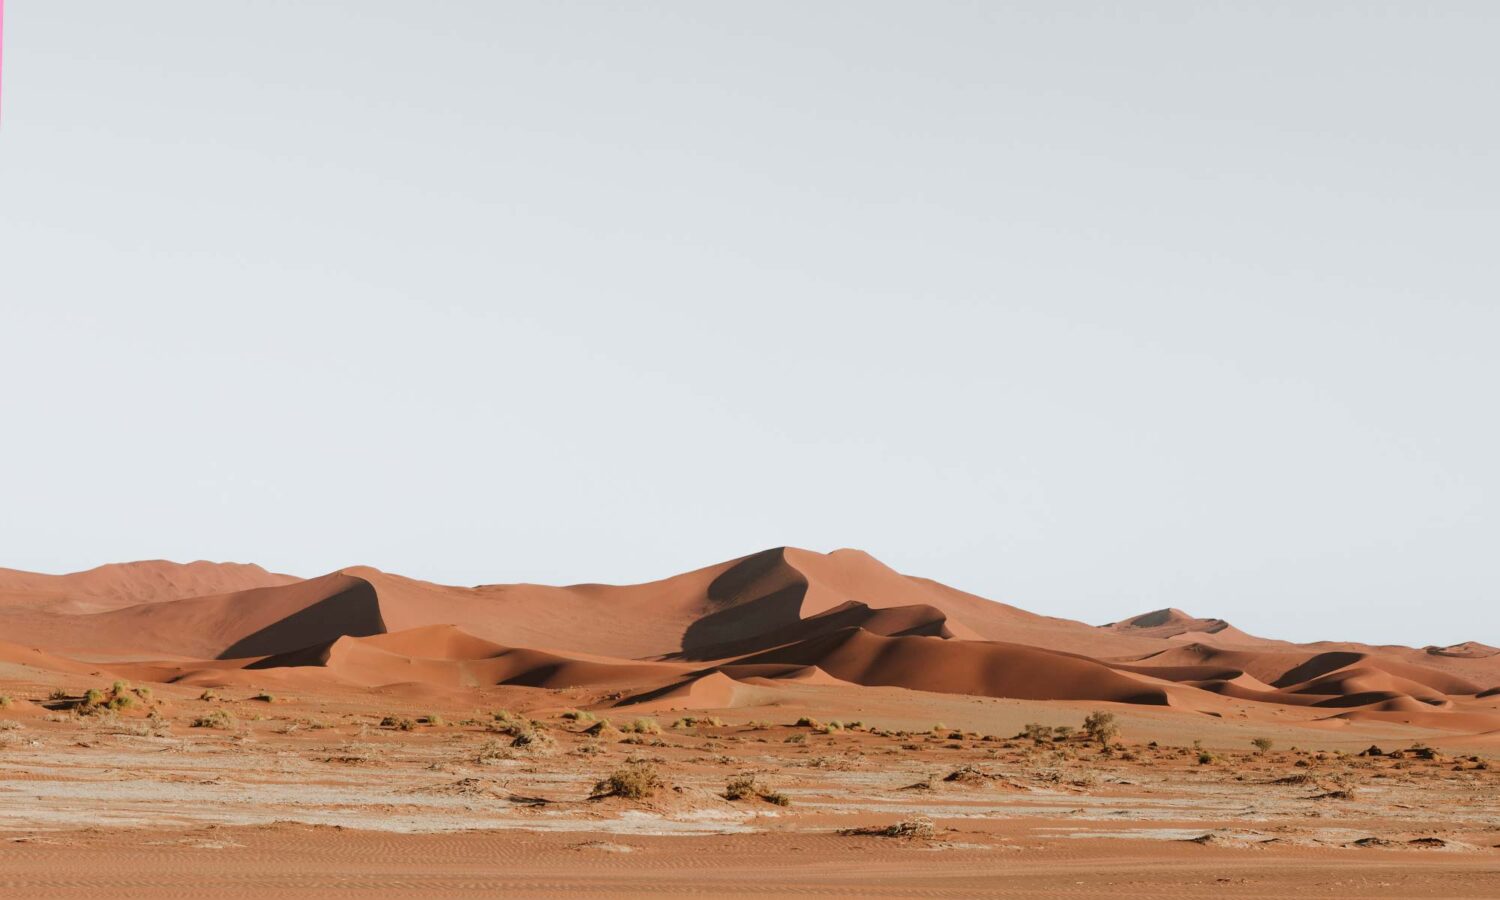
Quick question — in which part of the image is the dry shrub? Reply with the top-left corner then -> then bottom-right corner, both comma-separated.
841,816 -> 936,839
192,709 -> 236,730
724,774 -> 790,806
592,763 -> 662,800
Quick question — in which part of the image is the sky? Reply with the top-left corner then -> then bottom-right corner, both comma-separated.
0,2 -> 1495,646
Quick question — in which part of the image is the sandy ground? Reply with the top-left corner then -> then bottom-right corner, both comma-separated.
1,675 -> 1497,898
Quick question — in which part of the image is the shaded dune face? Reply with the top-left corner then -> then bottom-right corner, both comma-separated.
0,551 -> 1496,731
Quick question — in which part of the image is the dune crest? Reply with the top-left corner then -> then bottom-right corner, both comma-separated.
0,548 -> 1494,733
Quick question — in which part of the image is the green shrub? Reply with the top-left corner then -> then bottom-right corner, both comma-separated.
1251,737 -> 1273,754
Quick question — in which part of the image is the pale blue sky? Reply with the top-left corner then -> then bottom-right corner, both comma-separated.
1,3 -> 1495,644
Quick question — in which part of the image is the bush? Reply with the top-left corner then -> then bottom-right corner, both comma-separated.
107,693 -> 135,710
626,718 -> 661,735
1083,711 -> 1119,746
192,709 -> 236,729
593,763 -> 662,800
0,695 -> 12,708
1251,737 -> 1273,754
794,716 -> 820,728
424,714 -> 445,727
381,715 -> 416,731
724,775 -> 790,805
1197,750 -> 1215,765
83,688 -> 105,707
673,715 -> 724,729
48,689 -> 69,702
253,692 -> 276,703
510,727 -> 557,754
561,710 -> 596,721
199,689 -> 219,702
1021,722 -> 1049,743
841,817 -> 936,839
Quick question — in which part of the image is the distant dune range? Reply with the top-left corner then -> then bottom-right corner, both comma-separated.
1,547 -> 1497,735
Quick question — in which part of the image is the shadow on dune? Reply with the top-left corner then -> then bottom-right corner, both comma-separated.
679,548 -> 810,657
220,578 -> 386,660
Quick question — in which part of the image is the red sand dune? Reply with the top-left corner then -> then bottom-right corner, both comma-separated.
1,548 -> 1496,735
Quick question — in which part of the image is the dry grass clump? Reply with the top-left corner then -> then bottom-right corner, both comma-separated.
422,714 -> 445,727
592,762 -> 663,800
624,718 -> 661,735
198,689 -> 219,702
0,695 -> 12,708
253,692 -> 276,703
841,816 -> 937,839
672,715 -> 724,729
561,710 -> 597,722
381,715 -> 417,731
192,709 -> 236,729
793,716 -> 821,728
1197,750 -> 1216,765
724,774 -> 791,806
584,719 -> 624,741
510,727 -> 557,755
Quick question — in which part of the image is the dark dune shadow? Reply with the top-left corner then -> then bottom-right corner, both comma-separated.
678,548 -> 809,657
1272,651 -> 1366,688
219,578 -> 386,659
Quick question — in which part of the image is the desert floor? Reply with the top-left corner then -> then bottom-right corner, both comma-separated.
1,677 -> 1496,898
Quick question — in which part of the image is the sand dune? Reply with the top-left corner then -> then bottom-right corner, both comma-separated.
0,547 -> 1494,736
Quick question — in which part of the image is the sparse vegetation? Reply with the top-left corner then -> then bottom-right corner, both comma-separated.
1082,711 -> 1119,747
381,715 -> 416,731
510,727 -> 557,754
561,710 -> 596,722
724,774 -> 790,806
673,715 -> 724,729
192,709 -> 236,730
592,763 -> 662,800
253,692 -> 276,703
625,718 -> 661,735
841,816 -> 937,839
1198,750 -> 1216,765
1021,722 -> 1049,743
199,689 -> 219,701
0,695 -> 12,708
1252,737 -> 1274,754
